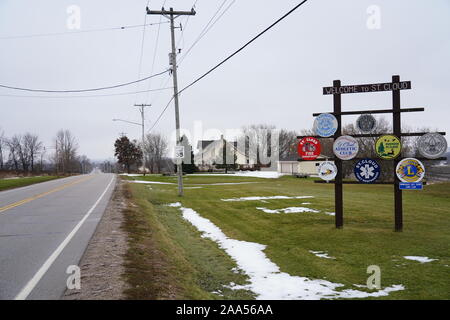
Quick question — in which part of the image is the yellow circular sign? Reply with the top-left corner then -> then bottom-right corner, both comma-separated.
375,135 -> 402,160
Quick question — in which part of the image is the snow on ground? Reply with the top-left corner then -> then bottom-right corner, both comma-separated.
119,173 -> 143,177
190,171 -> 282,179
309,250 -> 335,260
127,180 -> 175,185
222,195 -> 314,202
168,203 -> 405,300
191,182 -> 258,186
403,256 -> 438,263
256,207 -> 320,214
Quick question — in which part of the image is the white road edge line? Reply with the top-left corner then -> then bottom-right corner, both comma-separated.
14,175 -> 116,300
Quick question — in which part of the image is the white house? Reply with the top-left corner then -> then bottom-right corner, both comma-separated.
277,154 -> 332,175
195,136 -> 253,170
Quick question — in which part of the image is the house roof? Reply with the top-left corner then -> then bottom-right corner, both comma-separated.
197,140 -> 214,150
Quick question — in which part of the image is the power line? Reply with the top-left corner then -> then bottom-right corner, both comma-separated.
0,21 -> 169,40
149,0 -> 309,131
179,0 -> 308,94
0,69 -> 169,93
0,86 -> 172,99
148,96 -> 174,133
144,0 -> 169,104
134,0 -> 152,103
178,0 -> 235,66
146,0 -> 199,105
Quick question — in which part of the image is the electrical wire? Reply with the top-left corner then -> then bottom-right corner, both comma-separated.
0,22 -> 169,40
144,0 -> 168,104
148,95 -> 174,133
0,86 -> 172,99
178,0 -> 235,66
179,0 -> 308,94
148,0 -> 309,132
134,0 -> 152,103
0,69 -> 169,93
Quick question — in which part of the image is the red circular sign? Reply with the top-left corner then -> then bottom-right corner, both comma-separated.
298,137 -> 321,160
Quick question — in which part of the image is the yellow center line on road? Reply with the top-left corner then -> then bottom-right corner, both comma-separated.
0,176 -> 93,214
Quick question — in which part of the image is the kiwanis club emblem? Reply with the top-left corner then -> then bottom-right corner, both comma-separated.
354,158 -> 381,183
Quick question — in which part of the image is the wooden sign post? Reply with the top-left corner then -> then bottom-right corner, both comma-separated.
298,75 -> 447,231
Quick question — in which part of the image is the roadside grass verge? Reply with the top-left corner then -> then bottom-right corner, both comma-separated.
122,174 -> 450,299
122,181 -> 255,300
0,176 -> 62,192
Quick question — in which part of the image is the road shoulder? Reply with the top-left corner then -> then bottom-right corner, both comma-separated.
62,178 -> 129,300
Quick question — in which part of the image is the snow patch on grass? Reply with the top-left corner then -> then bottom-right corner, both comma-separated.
309,250 -> 335,260
256,207 -> 320,214
222,195 -> 314,202
128,180 -> 174,185
190,171 -> 282,179
191,182 -> 258,186
169,203 -> 405,300
403,256 -> 437,263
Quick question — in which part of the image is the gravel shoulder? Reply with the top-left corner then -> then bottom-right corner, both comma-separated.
62,178 -> 129,300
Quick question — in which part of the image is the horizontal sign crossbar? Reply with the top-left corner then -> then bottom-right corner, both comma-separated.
323,81 -> 411,95
297,132 -> 446,139
314,180 -> 428,185
312,107 -> 424,117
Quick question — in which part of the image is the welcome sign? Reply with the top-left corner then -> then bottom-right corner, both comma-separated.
323,81 -> 411,95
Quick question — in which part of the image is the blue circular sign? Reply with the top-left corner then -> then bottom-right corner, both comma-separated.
354,158 -> 381,183
313,113 -> 338,137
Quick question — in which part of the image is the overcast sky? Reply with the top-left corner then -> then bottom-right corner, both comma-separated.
1,0 -> 449,161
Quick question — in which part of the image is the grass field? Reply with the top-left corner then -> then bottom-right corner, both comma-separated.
122,174 -> 450,300
0,176 -> 62,192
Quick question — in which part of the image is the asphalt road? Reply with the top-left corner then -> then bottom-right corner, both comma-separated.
0,173 -> 116,300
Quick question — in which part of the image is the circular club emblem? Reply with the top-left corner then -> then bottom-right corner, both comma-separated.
396,158 -> 425,183
417,133 -> 448,159
318,161 -> 337,181
313,113 -> 338,137
333,136 -> 359,160
356,114 -> 376,133
375,135 -> 402,160
298,137 -> 321,160
354,158 -> 381,183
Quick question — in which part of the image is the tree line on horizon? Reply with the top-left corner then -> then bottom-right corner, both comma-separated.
0,128 -> 93,176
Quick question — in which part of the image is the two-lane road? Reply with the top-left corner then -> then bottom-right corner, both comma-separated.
0,173 -> 116,300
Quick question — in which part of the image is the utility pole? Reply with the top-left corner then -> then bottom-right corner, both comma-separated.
134,103 -> 151,176
146,6 -> 196,197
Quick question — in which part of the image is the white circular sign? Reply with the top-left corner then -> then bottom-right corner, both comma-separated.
318,161 -> 337,181
333,136 -> 359,160
417,133 -> 447,159
313,113 -> 338,137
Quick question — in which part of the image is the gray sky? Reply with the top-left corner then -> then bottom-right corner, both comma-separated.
1,0 -> 449,161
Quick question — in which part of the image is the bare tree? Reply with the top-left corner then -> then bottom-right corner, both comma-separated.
239,124 -> 277,167
7,135 -> 25,171
0,129 -> 5,170
54,130 -> 78,174
24,133 -> 43,172
143,133 -> 168,173
278,129 -> 299,159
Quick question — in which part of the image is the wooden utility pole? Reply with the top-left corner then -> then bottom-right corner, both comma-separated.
146,6 -> 196,196
134,103 -> 151,176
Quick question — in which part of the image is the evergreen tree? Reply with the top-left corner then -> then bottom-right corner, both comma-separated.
114,136 -> 143,173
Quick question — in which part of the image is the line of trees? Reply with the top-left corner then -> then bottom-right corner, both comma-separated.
0,128 -> 92,175
114,133 -> 172,174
